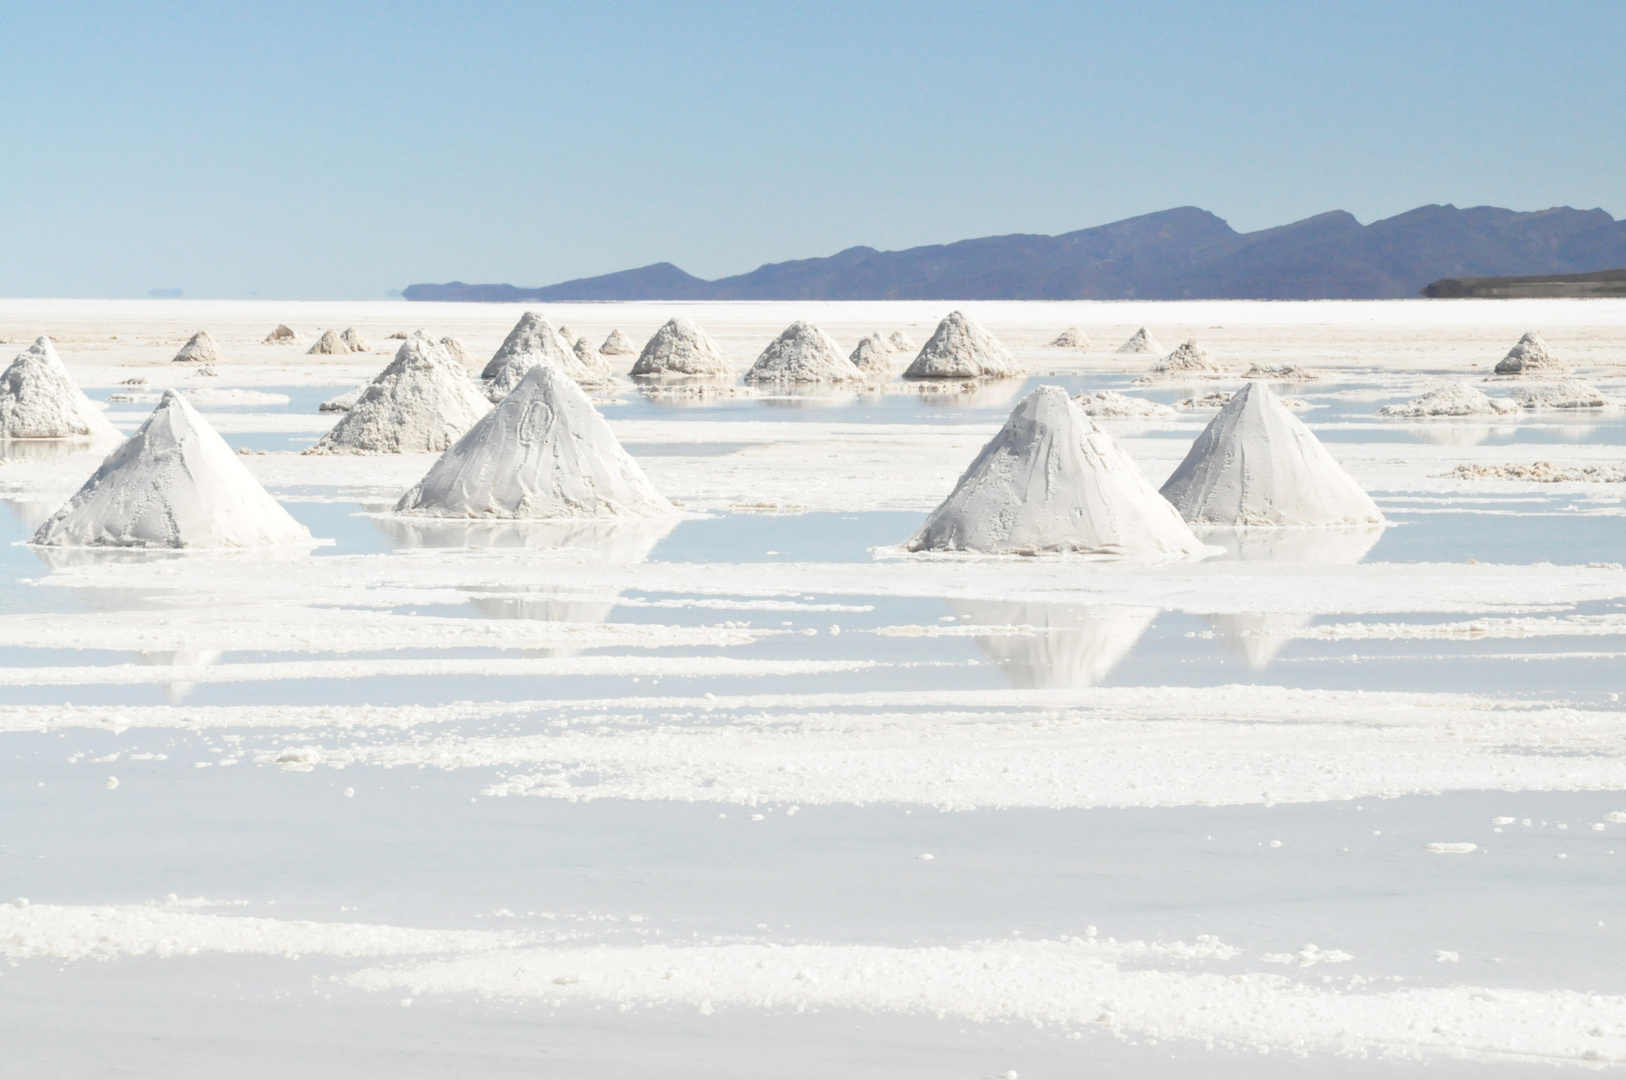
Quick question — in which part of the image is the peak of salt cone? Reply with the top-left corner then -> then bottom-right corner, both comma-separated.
482,313 -> 561,378
1493,331 -> 1566,376
307,332 -> 491,454
262,324 -> 304,346
1,337 -> 120,440
907,385 -> 1204,556
849,333 -> 898,374
439,336 -> 476,369
904,311 -> 1020,379
32,391 -> 311,548
1160,381 -> 1383,527
172,331 -> 223,365
887,330 -> 917,353
745,322 -> 863,384
396,364 -> 672,520
631,317 -> 733,377
307,329 -> 346,355
1117,327 -> 1162,354
1050,327 -> 1090,349
1144,339 -> 1227,378
482,312 -> 608,393
1379,381 -> 1518,417
600,328 -> 637,355
340,328 -> 373,354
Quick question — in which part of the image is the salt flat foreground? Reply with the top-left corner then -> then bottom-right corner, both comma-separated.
1,298 -> 1624,1077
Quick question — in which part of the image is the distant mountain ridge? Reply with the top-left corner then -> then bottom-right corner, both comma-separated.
404,204 -> 1626,302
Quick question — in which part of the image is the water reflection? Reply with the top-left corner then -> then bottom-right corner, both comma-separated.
0,438 -> 113,464
947,600 -> 1158,689
896,378 -> 1027,410
138,649 -> 223,704
375,515 -> 678,560
1207,611 -> 1311,671
1408,423 -> 1517,447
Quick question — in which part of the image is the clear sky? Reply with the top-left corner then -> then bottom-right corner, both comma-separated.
3,1 -> 1622,299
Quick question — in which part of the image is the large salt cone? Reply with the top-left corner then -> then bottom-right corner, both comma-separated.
32,391 -> 311,548
1117,327 -> 1162,354
1160,381 -> 1383,527
172,330 -> 223,364
396,363 -> 673,519
907,385 -> 1205,556
1,337 -> 120,440
631,317 -> 733,377
744,322 -> 864,384
903,311 -> 1020,379
1493,331 -> 1566,376
308,332 -> 491,454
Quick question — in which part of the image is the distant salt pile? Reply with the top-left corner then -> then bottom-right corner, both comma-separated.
481,312 -> 608,399
904,311 -> 1020,380
340,328 -> 373,353
887,331 -> 917,353
572,336 -> 603,369
172,330 -> 223,365
32,391 -> 311,548
745,322 -> 863,384
1160,381 -> 1383,528
1137,339 -> 1228,381
387,331 -> 410,340
307,330 -> 345,355
1379,381 -> 1518,417
482,312 -> 569,379
1450,461 -> 1626,483
1493,331 -> 1566,376
319,384 -> 367,412
630,317 -> 733,378
397,364 -> 672,520
1049,328 -> 1090,348
849,333 -> 899,375
1,337 -> 120,440
556,326 -> 575,345
1117,327 -> 1162,354
600,329 -> 637,356
262,324 -> 304,346
1244,363 -> 1315,381
1512,380 -> 1610,409
1177,390 -> 1313,411
439,336 -> 477,370
1073,389 -> 1175,418
307,332 -> 491,454
906,385 -> 1204,556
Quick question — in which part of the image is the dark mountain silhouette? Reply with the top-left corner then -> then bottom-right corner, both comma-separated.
404,204 -> 1626,302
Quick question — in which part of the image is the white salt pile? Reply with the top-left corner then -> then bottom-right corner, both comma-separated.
745,322 -> 864,384
1137,339 -> 1228,380
396,364 -> 672,520
1117,327 -> 1162,354
1,337 -> 120,441
440,337 -> 477,370
1244,363 -> 1315,381
171,331 -> 223,365
572,336 -> 603,370
1450,461 -> 1626,483
1160,381 -> 1383,527
630,317 -> 733,377
1379,381 -> 1518,417
307,329 -> 345,355
1511,380 -> 1609,410
600,329 -> 637,356
1073,389 -> 1175,418
1493,331 -> 1566,376
1175,392 -> 1236,410
262,325 -> 304,346
887,330 -> 917,352
31,391 -> 311,548
387,331 -> 409,340
903,311 -> 1020,379
1049,328 -> 1090,348
482,312 -> 569,377
482,314 -> 609,399
340,328 -> 373,353
319,384 -> 368,412
307,332 -> 491,454
556,325 -> 575,344
849,333 -> 899,375
906,385 -> 1204,556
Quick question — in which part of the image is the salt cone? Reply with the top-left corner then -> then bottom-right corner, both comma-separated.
172,331 -> 223,364
1049,328 -> 1090,349
1493,331 -> 1566,376
307,330 -> 346,355
308,332 -> 491,454
904,311 -> 1020,379
439,336 -> 477,369
631,317 -> 733,377
849,333 -> 897,375
1378,381 -> 1518,417
1,337 -> 120,440
600,329 -> 638,355
340,328 -> 373,353
482,312 -> 567,378
887,331 -> 917,353
482,312 -> 607,392
262,324 -> 304,346
1117,327 -> 1162,354
745,322 -> 864,384
1142,339 -> 1227,378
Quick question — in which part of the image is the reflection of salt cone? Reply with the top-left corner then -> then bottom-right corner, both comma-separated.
374,515 -> 676,559
1202,526 -> 1384,564
949,601 -> 1157,689
1207,612 -> 1312,671
467,591 -> 620,659
139,650 -> 223,704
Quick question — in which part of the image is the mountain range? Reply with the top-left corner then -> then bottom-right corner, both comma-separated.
404,204 -> 1626,303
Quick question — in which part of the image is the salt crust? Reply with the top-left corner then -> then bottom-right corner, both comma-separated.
1073,390 -> 1175,418
1493,331 -> 1566,376
848,333 -> 897,374
903,311 -> 1020,379
630,317 -> 733,377
171,330 -> 222,364
1116,327 -> 1161,354
1160,382 -> 1383,527
1135,339 -> 1228,382
307,333 -> 491,455
909,386 -> 1203,556
1510,380 -> 1611,409
1450,461 -> 1626,483
744,322 -> 864,384
31,391 -> 311,549
261,324 -> 303,346
396,364 -> 673,519
599,328 -> 637,355
0,337 -> 120,440
1243,363 -> 1314,381
1378,381 -> 1518,417
1049,327 -> 1089,348
885,330 -> 916,353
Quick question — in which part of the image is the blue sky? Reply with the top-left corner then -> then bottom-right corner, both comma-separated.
2,1 -> 1622,298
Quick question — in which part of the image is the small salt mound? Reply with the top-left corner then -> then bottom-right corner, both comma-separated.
1512,380 -> 1610,409
1175,392 -> 1236,410
745,322 -> 864,384
1139,339 -> 1228,380
307,330 -> 346,355
172,331 -> 223,365
262,325 -> 304,346
849,333 -> 898,375
1117,327 -> 1162,354
387,331 -> 410,340
573,336 -> 603,369
1450,461 -> 1626,483
630,317 -> 733,377
1074,389 -> 1175,418
903,311 -> 1020,380
397,363 -> 672,519
1245,363 -> 1315,381
307,332 -> 491,454
1160,381 -> 1383,527
2,337 -> 120,441
556,326 -> 575,344
599,329 -> 637,356
439,336 -> 477,370
906,385 -> 1204,556
1049,328 -> 1090,349
340,328 -> 373,353
482,314 -> 607,399
32,391 -> 311,548
1494,331 -> 1566,376
319,384 -> 368,412
1379,381 -> 1518,417
887,331 -> 917,353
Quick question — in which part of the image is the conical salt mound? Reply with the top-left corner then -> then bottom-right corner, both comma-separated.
600,329 -> 637,355
1,337 -> 120,440
172,330 -> 223,364
1143,339 -> 1227,378
1117,327 -> 1162,354
849,333 -> 897,375
906,386 -> 1205,556
439,336 -> 477,369
396,364 -> 673,520
745,322 -> 863,384
904,311 -> 1020,379
630,317 -> 732,377
307,332 -> 491,454
1378,381 -> 1518,417
32,391 -> 311,548
262,324 -> 304,346
1493,331 -> 1566,376
572,336 -> 603,369
482,312 -> 563,379
481,312 -> 608,393
887,330 -> 917,353
1159,381 -> 1382,527
307,329 -> 345,355
1050,328 -> 1090,348
340,328 -> 373,353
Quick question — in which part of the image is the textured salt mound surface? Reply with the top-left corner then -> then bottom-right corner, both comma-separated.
1137,339 -> 1228,380
1073,389 -> 1175,418
1049,327 -> 1090,348
600,328 -> 637,355
483,313 -> 559,379
907,385 -> 1204,556
32,391 -> 311,548
745,322 -> 863,384
1494,331 -> 1566,376
630,317 -> 733,377
1117,327 -> 1162,354
848,333 -> 896,374
483,312 -> 609,391
307,332 -> 490,454
1,337 -> 120,440
171,330 -> 222,365
1244,363 -> 1315,381
439,337 -> 477,370
397,364 -> 672,519
261,324 -> 303,346
572,336 -> 603,370
1379,381 -> 1518,417
556,326 -> 575,344
904,311 -> 1020,379
319,384 -> 368,412
1160,381 -> 1383,527
1512,379 -> 1610,409
887,330 -> 917,352
1451,461 -> 1626,483
340,327 -> 373,353
307,329 -> 345,355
